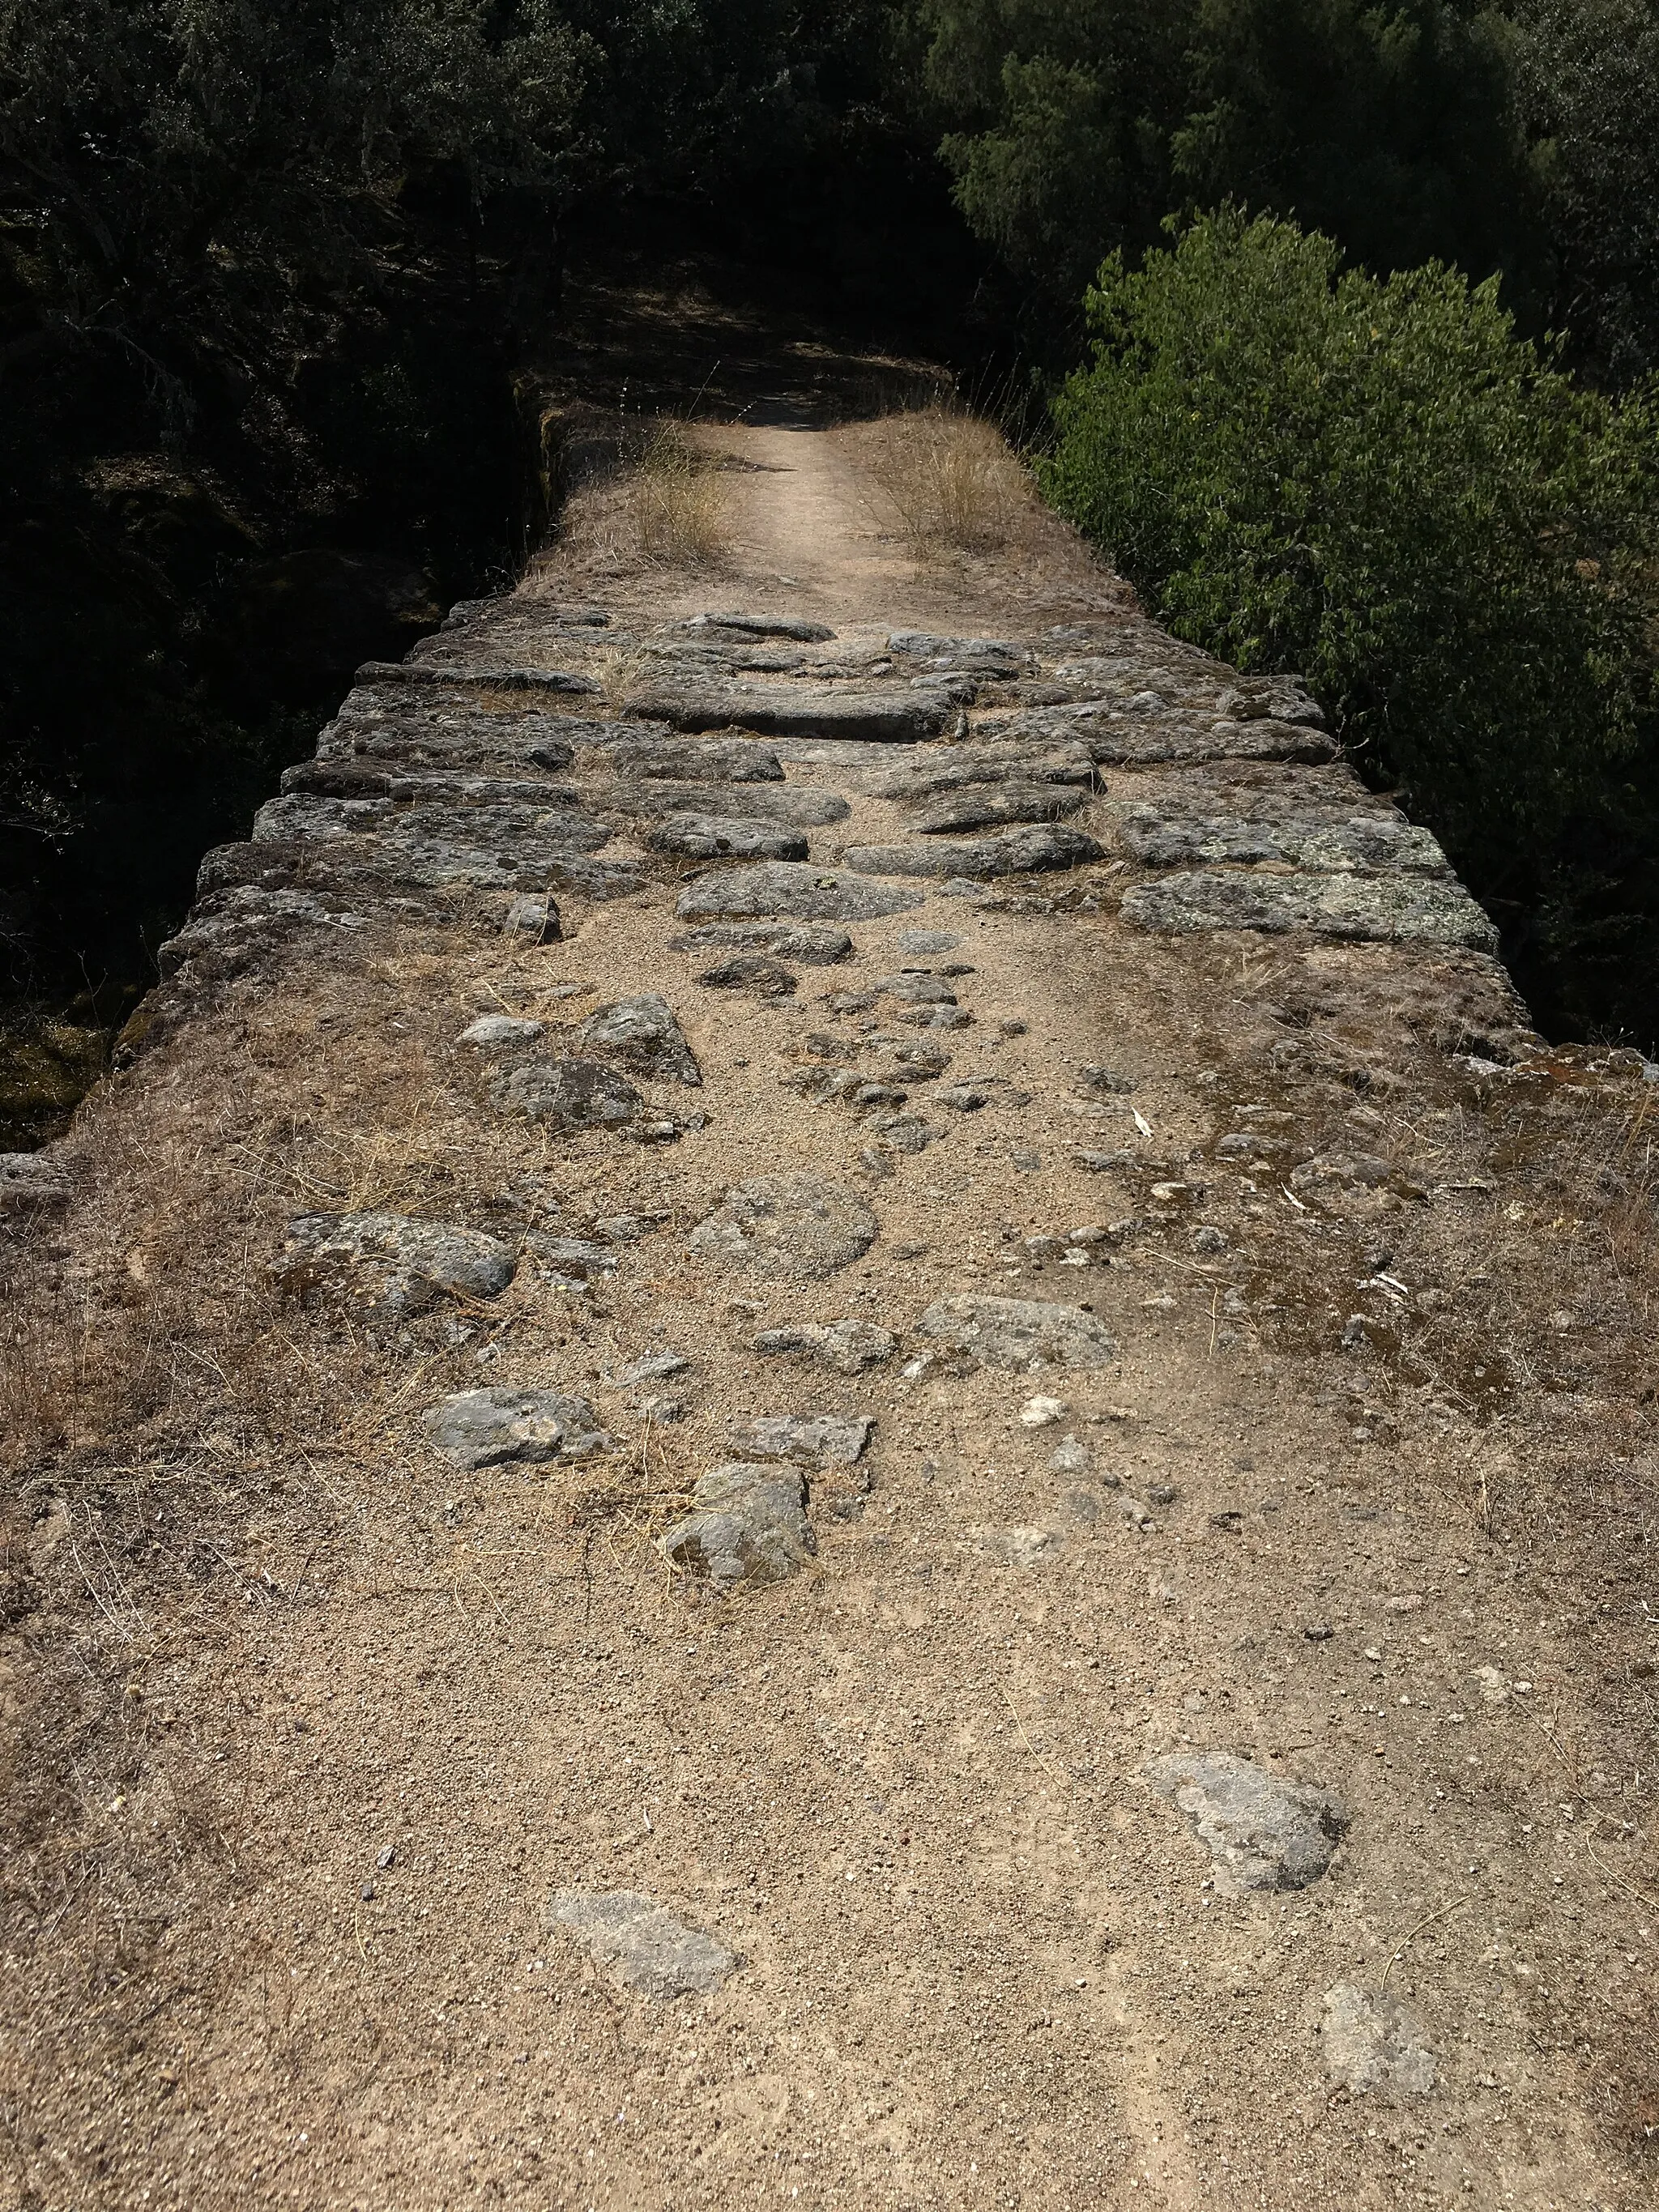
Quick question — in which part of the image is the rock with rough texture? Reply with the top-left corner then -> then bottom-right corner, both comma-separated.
271,1211 -> 516,1322
603,734 -> 784,782
647,814 -> 810,863
731,1413 -> 873,1464
843,825 -> 1103,879
319,704 -> 582,772
548,1890 -> 739,1997
356,657 -> 599,696
915,1294 -> 1115,1371
1117,806 -> 1448,876
1120,868 -> 1499,950
576,995 -> 701,1085
424,1387 -> 608,1471
0,1153 -> 72,1215
691,611 -> 835,643
864,747 -> 1094,801
753,1319 -> 896,1374
629,683 -> 953,744
676,863 -> 921,923
627,782 -> 848,828
1319,1984 -> 1437,2098
669,921 -> 853,964
458,1014 -> 545,1048
490,1057 -> 645,1132
689,1174 -> 877,1281
659,1462 -> 814,1589
501,893 -> 561,940
909,786 -> 1090,834
1145,1750 -> 1350,1894
696,954 -> 798,997
980,704 -> 1336,766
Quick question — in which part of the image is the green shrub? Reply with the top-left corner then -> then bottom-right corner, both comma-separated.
1043,207 -> 1659,886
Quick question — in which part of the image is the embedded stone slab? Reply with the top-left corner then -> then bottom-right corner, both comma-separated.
253,793 -> 615,857
887,633 -> 1029,676
1116,807 -> 1449,875
281,760 -> 581,808
915,1295 -> 1115,1370
424,1387 -> 608,1471
979,705 -> 1336,765
458,1014 -> 546,1048
1319,1984 -> 1437,2098
548,1890 -> 740,1997
668,921 -> 853,963
688,1173 -> 878,1281
576,995 -> 701,1085
861,746 -> 1094,800
0,1153 -> 72,1216
909,786 -> 1090,834
623,782 -> 848,828
676,863 -> 921,923
626,684 -> 954,744
355,657 -> 599,696
731,1413 -> 873,1464
647,814 -> 810,863
842,825 -> 1104,879
599,735 -> 784,782
315,705 -> 586,770
271,1211 -> 516,1323
689,612 -> 836,642
490,1057 -> 646,1132
1120,868 -> 1499,950
753,1319 -> 896,1374
695,954 -> 799,996
1145,1750 -> 1350,1894
659,1462 -> 815,1590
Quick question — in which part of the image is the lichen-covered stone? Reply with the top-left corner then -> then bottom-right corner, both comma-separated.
915,1294 -> 1115,1370
647,814 -> 810,863
271,1211 -> 516,1322
688,1173 -> 877,1281
659,1462 -> 814,1589
424,1387 -> 608,1471
490,1057 -> 645,1132
576,995 -> 701,1085
1120,867 -> 1499,949
675,863 -> 921,923
843,825 -> 1103,878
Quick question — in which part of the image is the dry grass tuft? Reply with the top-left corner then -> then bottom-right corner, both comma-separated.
629,421 -> 727,566
867,402 -> 1037,559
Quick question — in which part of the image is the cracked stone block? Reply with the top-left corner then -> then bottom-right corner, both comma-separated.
1145,1750 -> 1350,1893
1117,806 -> 1448,875
627,683 -> 953,743
659,1463 -> 815,1590
1120,869 -> 1499,950
843,825 -> 1104,879
915,1294 -> 1116,1370
270,1211 -> 516,1323
865,747 -> 1093,801
689,611 -> 836,643
753,1319 -> 896,1374
603,735 -> 784,782
647,814 -> 810,863
676,863 -> 921,923
909,786 -> 1090,834
670,922 -> 853,964
1320,1984 -> 1436,2097
626,782 -> 848,827
424,1387 -> 608,1471
548,1890 -> 739,1997
688,1173 -> 877,1281
731,1413 -> 873,1464
490,1057 -> 645,1132
576,995 -> 701,1085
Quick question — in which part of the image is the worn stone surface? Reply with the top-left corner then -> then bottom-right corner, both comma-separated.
731,1413 -> 873,1464
647,814 -> 811,863
688,1174 -> 878,1281
458,1015 -> 545,1048
576,995 -> 701,1085
424,1387 -> 608,1471
980,705 -> 1336,766
627,682 -> 953,744
659,1462 -> 814,1589
490,1057 -> 645,1132
690,611 -> 835,643
863,747 -> 1094,801
676,863 -> 922,923
626,782 -> 848,828
1319,1985 -> 1437,2098
548,1890 -> 739,1997
1120,868 -> 1499,950
909,785 -> 1090,833
1145,1750 -> 1350,1894
915,1295 -> 1116,1370
696,954 -> 798,996
0,1153 -> 73,1214
271,1211 -> 516,1322
602,734 -> 784,782
753,1319 -> 896,1374
1117,806 -> 1449,875
669,922 -> 852,963
317,703 -> 582,771
843,825 -> 1104,879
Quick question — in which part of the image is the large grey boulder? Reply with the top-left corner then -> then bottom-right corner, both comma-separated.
647,814 -> 810,863
576,995 -> 701,1085
548,1890 -> 739,1997
659,1463 -> 814,1590
915,1294 -> 1115,1371
490,1056 -> 644,1132
689,1174 -> 878,1281
675,863 -> 921,923
1118,807 -> 1448,875
271,1211 -> 515,1323
1145,1750 -> 1350,1893
1319,1984 -> 1436,2097
424,1387 -> 608,1471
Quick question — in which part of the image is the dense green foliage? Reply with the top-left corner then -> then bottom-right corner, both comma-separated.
1045,209 -> 1659,1030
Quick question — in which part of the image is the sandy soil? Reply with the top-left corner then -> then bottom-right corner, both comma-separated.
1,399 -> 1654,2212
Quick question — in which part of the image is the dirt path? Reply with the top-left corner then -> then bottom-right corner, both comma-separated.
2,391 -> 1654,2212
